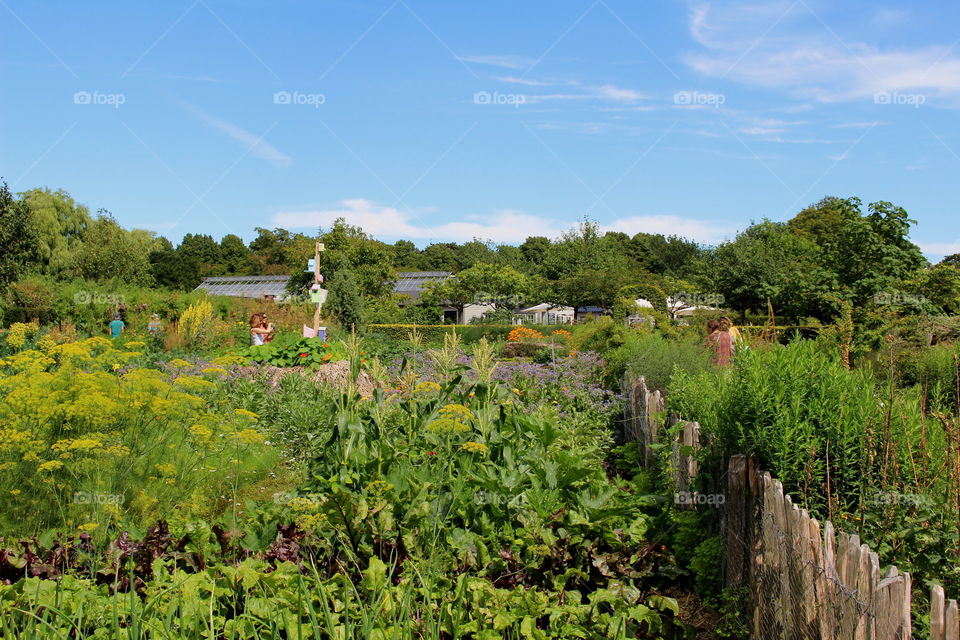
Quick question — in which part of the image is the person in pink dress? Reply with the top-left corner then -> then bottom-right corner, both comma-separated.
705,318 -> 734,367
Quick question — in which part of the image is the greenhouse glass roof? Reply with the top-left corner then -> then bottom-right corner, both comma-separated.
393,271 -> 451,301
195,275 -> 292,300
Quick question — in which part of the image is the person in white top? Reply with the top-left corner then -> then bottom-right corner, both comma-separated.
250,312 -> 273,346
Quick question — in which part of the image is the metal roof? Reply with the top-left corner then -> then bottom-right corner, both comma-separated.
393,271 -> 451,301
195,275 -> 292,300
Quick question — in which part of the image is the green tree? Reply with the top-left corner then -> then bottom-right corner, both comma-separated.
326,268 -> 366,333
178,234 -> 224,277
908,264 -> 960,315
320,218 -> 395,298
0,182 -> 41,286
418,243 -> 461,271
18,187 -> 91,274
519,236 -> 551,271
541,219 -> 631,280
219,234 -> 252,274
150,239 -> 200,290
392,239 -> 419,268
249,227 -> 316,274
67,212 -> 154,286
709,220 -> 821,318
788,197 -> 926,308
630,233 -> 703,279
559,267 -> 632,310
421,263 -> 530,320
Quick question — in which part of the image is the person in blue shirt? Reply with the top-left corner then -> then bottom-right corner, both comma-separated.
109,313 -> 125,338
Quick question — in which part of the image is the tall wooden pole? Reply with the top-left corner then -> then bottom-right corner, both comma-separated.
312,242 -> 323,335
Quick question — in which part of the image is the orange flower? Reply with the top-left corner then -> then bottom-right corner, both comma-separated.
507,327 -> 544,342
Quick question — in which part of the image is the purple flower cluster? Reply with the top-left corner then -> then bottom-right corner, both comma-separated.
389,350 -> 621,415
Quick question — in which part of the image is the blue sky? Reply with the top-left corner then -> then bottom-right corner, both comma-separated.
3,0 -> 959,258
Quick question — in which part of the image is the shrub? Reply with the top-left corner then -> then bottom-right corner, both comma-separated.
0,338 -> 277,537
571,316 -> 625,354
327,269 -> 366,334
177,299 -> 217,348
608,330 -> 713,391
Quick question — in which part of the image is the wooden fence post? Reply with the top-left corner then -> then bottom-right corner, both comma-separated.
725,455 -> 749,586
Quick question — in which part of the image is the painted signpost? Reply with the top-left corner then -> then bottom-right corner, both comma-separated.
303,242 -> 328,339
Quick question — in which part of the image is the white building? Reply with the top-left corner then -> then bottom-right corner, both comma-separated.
513,303 -> 575,325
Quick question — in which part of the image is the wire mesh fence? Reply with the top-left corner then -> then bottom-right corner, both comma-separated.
723,464 -> 914,640
621,373 -> 960,640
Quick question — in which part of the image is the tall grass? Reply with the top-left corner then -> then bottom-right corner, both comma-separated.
668,339 -> 960,601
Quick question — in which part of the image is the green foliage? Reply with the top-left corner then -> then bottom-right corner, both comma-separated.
177,299 -> 217,348
572,317 -> 626,354
896,341 -> 960,412
239,335 -> 347,369
908,263 -> 960,314
607,331 -> 713,392
709,220 -> 821,318
18,186 -> 91,274
0,338 -> 697,638
0,565 -> 691,639
669,339 -> 960,600
67,214 -> 156,286
326,269 -> 366,334
421,262 -> 530,314
0,181 -> 40,288
689,535 -> 723,599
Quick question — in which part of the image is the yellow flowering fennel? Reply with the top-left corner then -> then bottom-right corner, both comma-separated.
414,381 -> 441,393
460,441 -> 489,455
426,404 -> 474,434
0,337 -> 278,533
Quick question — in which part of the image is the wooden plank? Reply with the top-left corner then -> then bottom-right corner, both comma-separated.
867,552 -> 879,640
750,462 -> 765,640
725,455 -> 748,586
903,572 -> 912,638
838,534 -> 861,640
875,568 -> 903,640
933,584 -> 947,640
797,509 -> 817,638
946,599 -> 959,640
761,473 -> 781,639
835,530 -> 848,587
852,544 -> 873,640
786,500 -> 805,640
810,517 -> 833,640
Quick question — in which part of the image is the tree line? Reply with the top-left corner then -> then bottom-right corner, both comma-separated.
2,182 -> 958,331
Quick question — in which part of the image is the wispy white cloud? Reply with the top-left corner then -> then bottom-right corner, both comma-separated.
271,198 -> 732,244
593,84 -> 645,101
917,239 -> 960,257
497,76 -> 553,86
685,2 -> 960,103
604,215 -> 733,243
738,126 -> 787,135
831,121 -> 887,128
185,105 -> 291,168
458,54 -> 535,69
518,82 -> 647,105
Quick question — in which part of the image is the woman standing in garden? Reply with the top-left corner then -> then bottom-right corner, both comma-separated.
250,313 -> 273,346
705,318 -> 734,367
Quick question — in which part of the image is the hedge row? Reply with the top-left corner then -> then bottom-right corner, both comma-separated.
368,323 -> 563,343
